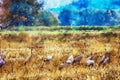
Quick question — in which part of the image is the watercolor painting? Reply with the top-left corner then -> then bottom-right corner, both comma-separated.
0,0 -> 120,80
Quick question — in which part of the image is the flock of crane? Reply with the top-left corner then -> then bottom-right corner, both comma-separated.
44,52 -> 110,70
0,50 -> 110,69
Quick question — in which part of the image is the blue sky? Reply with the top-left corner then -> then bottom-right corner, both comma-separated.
42,0 -> 120,10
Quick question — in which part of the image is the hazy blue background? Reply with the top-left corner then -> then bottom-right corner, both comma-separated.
43,0 -> 120,26
5,0 -> 120,27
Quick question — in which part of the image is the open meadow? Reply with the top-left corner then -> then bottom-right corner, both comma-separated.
0,27 -> 120,80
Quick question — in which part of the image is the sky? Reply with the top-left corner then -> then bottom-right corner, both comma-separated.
42,0 -> 120,10
44,0 -> 73,9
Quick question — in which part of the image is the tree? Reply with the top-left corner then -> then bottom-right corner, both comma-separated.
58,9 -> 71,26
58,8 -> 120,26
112,0 -> 120,7
1,0 -> 44,29
34,11 -> 58,26
0,0 -> 11,27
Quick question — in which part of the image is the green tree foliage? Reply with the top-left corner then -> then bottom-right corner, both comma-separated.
34,11 -> 58,26
3,0 -> 44,28
2,0 -> 59,29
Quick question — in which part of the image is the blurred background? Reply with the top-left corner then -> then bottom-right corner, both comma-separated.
0,0 -> 120,28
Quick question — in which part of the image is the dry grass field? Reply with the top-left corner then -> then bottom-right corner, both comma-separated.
0,29 -> 120,80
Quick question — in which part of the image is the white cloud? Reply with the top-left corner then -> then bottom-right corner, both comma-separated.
44,0 -> 72,9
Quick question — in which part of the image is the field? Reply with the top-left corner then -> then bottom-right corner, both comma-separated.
0,27 -> 120,80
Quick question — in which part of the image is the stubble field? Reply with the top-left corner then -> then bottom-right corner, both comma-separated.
0,29 -> 120,80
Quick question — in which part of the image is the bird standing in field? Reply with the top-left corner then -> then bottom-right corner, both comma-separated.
66,55 -> 74,64
86,55 -> 94,66
0,51 -> 5,67
23,47 -> 33,64
99,53 -> 110,65
59,55 -> 74,70
0,56 -> 5,67
44,55 -> 53,61
73,55 -> 83,63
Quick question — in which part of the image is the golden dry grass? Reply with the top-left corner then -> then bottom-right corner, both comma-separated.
0,31 -> 120,80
